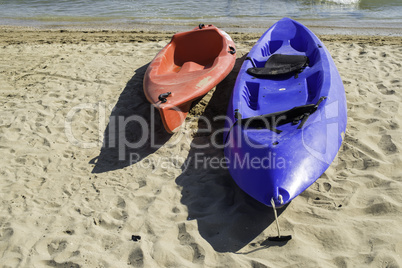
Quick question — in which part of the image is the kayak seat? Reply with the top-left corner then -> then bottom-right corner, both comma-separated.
179,61 -> 205,73
247,54 -> 309,78
240,96 -> 326,133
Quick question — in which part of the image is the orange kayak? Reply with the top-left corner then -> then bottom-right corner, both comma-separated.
143,24 -> 236,133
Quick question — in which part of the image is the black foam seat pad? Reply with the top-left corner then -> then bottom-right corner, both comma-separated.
239,96 -> 327,133
247,54 -> 309,77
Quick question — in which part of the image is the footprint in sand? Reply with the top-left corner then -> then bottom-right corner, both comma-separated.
44,260 -> 80,268
128,247 -> 144,267
378,134 -> 398,155
376,83 -> 395,95
323,182 -> 332,192
177,223 -> 205,264
0,227 -> 14,241
47,240 -> 68,255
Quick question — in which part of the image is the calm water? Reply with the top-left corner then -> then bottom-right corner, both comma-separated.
0,0 -> 401,34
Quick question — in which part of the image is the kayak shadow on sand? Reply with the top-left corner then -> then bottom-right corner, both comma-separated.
90,63 -> 172,174
175,55 -> 290,253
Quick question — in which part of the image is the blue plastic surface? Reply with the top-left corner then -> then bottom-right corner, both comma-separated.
223,18 -> 347,207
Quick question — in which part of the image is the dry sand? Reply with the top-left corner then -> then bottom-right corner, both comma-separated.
0,28 -> 401,267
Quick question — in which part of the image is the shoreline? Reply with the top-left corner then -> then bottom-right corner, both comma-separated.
1,16 -> 402,37
1,26 -> 402,47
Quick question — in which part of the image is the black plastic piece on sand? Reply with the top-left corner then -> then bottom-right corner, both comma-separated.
131,235 -> 141,242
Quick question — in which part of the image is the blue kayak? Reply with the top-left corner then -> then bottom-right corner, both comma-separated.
223,18 -> 347,207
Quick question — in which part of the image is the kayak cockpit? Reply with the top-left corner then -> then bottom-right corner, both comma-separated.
156,28 -> 224,75
238,31 -> 328,120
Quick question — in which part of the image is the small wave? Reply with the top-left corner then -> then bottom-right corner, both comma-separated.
325,0 -> 360,4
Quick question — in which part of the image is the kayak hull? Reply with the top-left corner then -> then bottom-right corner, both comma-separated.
144,25 -> 236,133
224,18 -> 347,207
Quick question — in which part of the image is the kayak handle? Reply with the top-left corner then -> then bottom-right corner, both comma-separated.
158,92 -> 171,103
198,24 -> 205,29
228,46 -> 236,55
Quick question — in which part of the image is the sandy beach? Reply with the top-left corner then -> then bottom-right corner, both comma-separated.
0,27 -> 401,267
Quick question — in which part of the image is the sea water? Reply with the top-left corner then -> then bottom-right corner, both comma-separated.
0,0 -> 401,35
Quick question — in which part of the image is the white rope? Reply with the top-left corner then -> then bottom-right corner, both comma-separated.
271,197 -> 281,238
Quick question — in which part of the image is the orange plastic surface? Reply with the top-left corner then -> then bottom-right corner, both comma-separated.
143,25 -> 236,133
